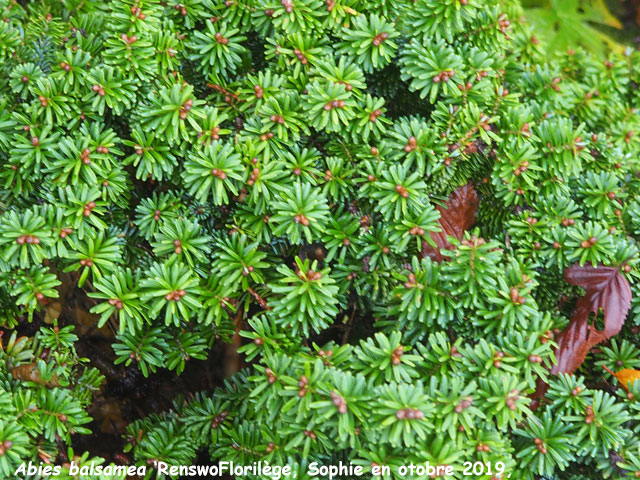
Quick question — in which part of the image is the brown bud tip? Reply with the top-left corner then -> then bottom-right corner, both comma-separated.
510,287 -> 519,302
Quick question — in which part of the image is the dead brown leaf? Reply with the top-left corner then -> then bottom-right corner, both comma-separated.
551,264 -> 632,375
421,183 -> 478,261
11,362 -> 61,387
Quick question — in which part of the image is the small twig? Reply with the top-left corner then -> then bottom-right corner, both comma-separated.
206,83 -> 241,101
224,306 -> 244,376
247,287 -> 271,310
341,305 -> 357,344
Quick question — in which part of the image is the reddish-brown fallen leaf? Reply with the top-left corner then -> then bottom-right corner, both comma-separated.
551,264 -> 632,375
603,365 -> 640,393
421,183 -> 478,262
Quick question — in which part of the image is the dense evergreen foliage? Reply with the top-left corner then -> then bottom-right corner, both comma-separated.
1,0 -> 640,479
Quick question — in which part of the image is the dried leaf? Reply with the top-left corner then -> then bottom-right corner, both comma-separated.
92,397 -> 127,434
422,183 -> 478,262
551,264 -> 632,375
44,301 -> 62,324
11,363 -> 61,387
603,366 -> 640,393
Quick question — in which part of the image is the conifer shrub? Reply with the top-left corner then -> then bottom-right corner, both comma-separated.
1,0 -> 640,479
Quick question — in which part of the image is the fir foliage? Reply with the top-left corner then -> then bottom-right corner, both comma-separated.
0,0 -> 640,479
